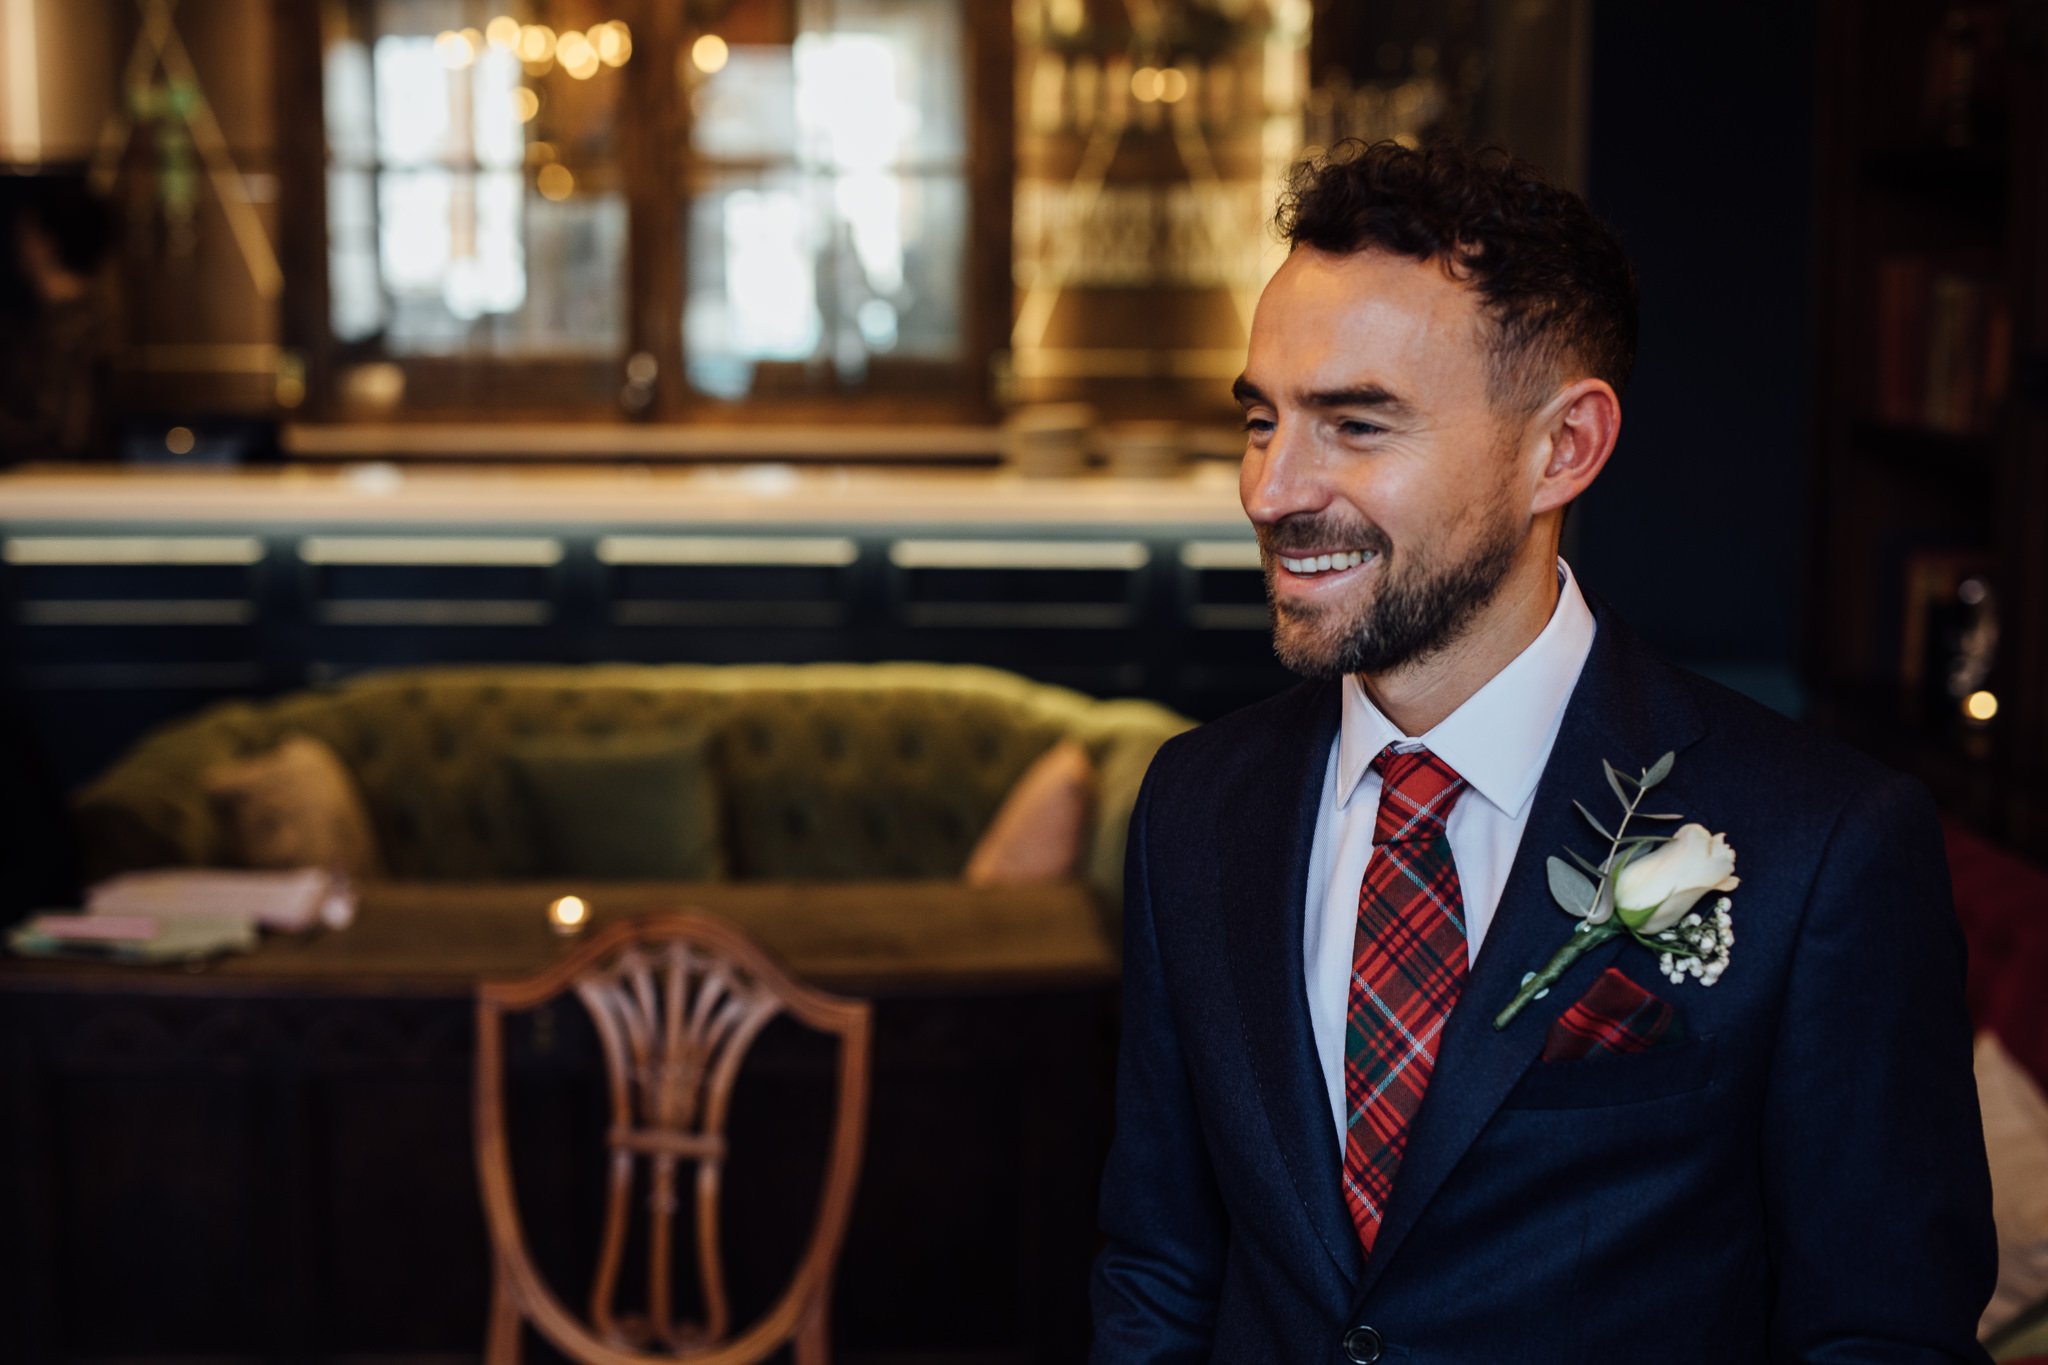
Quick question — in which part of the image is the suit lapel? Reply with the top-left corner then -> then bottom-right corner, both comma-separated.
1216,677 -> 1366,1286
1351,602 -> 1706,1301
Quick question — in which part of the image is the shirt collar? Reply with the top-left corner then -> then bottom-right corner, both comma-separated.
1336,558 -> 1597,821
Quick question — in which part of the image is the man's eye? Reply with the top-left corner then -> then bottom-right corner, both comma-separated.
1242,416 -> 1275,436
1337,420 -> 1385,437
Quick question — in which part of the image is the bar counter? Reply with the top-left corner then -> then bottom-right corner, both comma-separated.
0,461 -> 1292,786
0,460 -> 1252,528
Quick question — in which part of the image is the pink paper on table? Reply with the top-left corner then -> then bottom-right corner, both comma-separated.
87,867 -> 354,932
27,914 -> 161,942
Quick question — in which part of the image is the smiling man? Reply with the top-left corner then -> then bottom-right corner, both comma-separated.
1090,141 -> 1995,1364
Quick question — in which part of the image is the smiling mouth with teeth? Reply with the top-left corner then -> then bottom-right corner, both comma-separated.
1276,549 -> 1374,576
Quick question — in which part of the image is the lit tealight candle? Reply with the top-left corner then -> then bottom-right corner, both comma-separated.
547,895 -> 589,936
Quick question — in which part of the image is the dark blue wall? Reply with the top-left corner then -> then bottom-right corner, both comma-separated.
1575,1 -> 1817,715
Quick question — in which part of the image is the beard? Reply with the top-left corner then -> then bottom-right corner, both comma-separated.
1259,498 -> 1524,679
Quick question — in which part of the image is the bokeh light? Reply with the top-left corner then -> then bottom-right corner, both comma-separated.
595,21 -> 633,67
691,33 -> 730,74
515,23 -> 555,63
536,163 -> 575,200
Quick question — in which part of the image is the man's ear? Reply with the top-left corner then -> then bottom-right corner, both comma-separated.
1527,379 -> 1621,516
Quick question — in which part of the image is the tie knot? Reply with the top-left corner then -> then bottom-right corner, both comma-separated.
1370,745 -> 1466,845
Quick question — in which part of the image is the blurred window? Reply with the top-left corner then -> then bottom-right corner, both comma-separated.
310,0 -> 990,417
684,1 -> 967,399
324,2 -> 628,359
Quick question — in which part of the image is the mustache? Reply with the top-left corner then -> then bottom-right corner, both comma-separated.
1257,514 -> 1393,560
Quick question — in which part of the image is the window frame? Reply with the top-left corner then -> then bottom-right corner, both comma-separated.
277,0 -> 1012,427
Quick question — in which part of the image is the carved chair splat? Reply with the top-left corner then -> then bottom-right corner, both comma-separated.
475,914 -> 872,1365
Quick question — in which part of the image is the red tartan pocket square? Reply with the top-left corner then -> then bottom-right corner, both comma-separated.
1540,967 -> 1685,1062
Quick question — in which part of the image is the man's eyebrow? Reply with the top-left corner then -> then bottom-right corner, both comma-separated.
1301,384 -> 1414,415
1230,375 -> 1417,417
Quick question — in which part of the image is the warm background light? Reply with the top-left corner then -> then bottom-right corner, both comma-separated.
691,33 -> 729,74
513,87 -> 539,121
1965,690 -> 2000,723
516,23 -> 555,63
595,20 -> 632,67
547,895 -> 589,934
557,29 -> 599,79
433,29 -> 475,70
536,162 -> 574,200
485,15 -> 521,48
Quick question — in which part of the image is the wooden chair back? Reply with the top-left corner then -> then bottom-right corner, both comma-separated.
474,913 -> 872,1365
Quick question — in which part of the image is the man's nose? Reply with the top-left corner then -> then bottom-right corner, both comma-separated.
1240,420 -> 1330,526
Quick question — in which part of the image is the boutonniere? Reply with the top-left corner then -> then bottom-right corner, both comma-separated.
1494,752 -> 1740,1030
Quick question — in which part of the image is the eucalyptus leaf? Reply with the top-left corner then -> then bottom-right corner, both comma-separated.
1547,856 -> 1597,918
1565,847 -> 1604,877
1641,751 -> 1676,790
1573,799 -> 1616,842
1616,834 -> 1676,847
1586,872 -> 1616,926
1640,812 -> 1685,821
1603,759 -> 1633,809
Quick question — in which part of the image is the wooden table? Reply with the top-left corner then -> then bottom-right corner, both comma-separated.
0,883 -> 1120,1365
0,880 -> 1119,996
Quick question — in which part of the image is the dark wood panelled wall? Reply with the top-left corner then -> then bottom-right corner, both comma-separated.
1807,0 -> 2048,860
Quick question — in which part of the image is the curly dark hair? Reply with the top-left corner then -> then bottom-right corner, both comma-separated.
1274,139 -> 1638,413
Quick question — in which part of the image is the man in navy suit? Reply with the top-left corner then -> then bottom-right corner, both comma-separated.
1091,140 -> 1996,1363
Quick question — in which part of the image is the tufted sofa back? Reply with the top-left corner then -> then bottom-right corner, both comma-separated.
74,663 -> 1192,912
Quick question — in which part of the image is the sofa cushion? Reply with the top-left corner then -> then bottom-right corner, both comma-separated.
965,740 -> 1094,886
204,734 -> 385,883
503,730 -> 724,881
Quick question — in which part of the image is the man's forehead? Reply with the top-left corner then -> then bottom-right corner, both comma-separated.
1263,246 -> 1482,326
1247,247 -> 1488,392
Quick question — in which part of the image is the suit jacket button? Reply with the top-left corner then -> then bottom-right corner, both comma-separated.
1343,1325 -> 1384,1362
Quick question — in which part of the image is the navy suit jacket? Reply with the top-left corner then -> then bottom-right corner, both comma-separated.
1091,598 -> 1997,1364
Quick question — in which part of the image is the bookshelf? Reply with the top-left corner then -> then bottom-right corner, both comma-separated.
1808,0 -> 2048,857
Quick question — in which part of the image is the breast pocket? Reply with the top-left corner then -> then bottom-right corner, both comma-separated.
1500,1034 -> 1719,1110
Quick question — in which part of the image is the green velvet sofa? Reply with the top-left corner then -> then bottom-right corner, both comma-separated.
72,663 -> 1192,926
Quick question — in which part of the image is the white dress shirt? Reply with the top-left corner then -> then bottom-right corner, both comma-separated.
1303,558 -> 1598,1144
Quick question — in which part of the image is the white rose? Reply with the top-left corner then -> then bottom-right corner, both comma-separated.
1613,823 -> 1740,935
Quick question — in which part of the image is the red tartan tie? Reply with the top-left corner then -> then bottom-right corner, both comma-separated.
1342,744 -> 1469,1255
